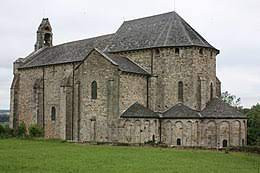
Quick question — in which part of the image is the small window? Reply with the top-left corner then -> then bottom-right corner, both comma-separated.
51,107 -> 56,121
44,33 -> 51,46
91,81 -> 97,99
210,83 -> 214,100
222,140 -> 228,148
177,138 -> 181,146
155,49 -> 160,55
199,48 -> 203,56
45,26 -> 50,31
178,81 -> 184,102
175,48 -> 180,55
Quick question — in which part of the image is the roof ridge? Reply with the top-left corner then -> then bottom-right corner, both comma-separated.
178,15 -> 193,45
177,14 -> 213,48
163,16 -> 174,46
125,11 -> 174,23
154,14 -> 172,46
48,33 -> 114,50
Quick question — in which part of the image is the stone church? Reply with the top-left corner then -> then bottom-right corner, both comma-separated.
10,11 -> 247,148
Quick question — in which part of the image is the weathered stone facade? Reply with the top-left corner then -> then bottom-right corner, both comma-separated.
10,11 -> 247,148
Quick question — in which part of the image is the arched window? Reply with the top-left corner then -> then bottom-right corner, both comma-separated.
222,139 -> 228,148
178,81 -> 184,102
91,81 -> 97,99
210,83 -> 214,100
44,33 -> 51,46
51,107 -> 56,121
177,138 -> 181,146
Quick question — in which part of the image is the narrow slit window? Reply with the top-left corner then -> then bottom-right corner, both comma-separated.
51,107 -> 56,121
178,81 -> 184,102
210,83 -> 214,100
91,81 -> 97,99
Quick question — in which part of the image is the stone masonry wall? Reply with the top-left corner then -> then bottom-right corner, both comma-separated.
17,68 -> 43,129
43,64 -> 74,139
119,47 -> 218,112
161,118 -> 247,148
119,73 -> 148,114
74,50 -> 119,143
117,118 -> 159,144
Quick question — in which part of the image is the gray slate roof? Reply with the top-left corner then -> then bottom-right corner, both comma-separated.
21,34 -> 114,68
162,103 -> 201,119
121,102 -> 159,118
19,11 -> 218,69
201,98 -> 246,118
108,11 -> 217,52
106,53 -> 150,75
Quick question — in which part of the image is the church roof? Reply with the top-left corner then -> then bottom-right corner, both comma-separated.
21,34 -> 114,68
20,11 -> 218,69
121,102 -> 159,118
105,53 -> 150,75
201,98 -> 246,118
161,103 -> 201,119
108,11 -> 217,52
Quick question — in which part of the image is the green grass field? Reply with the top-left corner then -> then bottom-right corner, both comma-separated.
0,139 -> 259,173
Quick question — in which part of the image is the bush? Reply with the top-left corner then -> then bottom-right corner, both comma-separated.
0,124 -> 14,138
0,124 -> 5,137
28,124 -> 43,137
17,122 -> 27,137
229,146 -> 260,154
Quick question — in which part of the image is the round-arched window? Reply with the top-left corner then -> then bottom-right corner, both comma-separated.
51,107 -> 56,121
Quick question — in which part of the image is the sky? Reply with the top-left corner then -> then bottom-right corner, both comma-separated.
0,0 -> 259,109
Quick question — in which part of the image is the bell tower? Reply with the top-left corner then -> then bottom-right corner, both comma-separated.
34,18 -> 53,51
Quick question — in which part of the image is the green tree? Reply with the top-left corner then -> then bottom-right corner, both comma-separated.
247,103 -> 260,146
221,91 -> 241,108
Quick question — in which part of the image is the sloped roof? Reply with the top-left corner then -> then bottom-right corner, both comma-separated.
105,53 -> 150,75
201,98 -> 246,118
19,11 -> 218,69
20,34 -> 114,68
109,11 -> 217,52
162,103 -> 201,119
121,102 -> 159,118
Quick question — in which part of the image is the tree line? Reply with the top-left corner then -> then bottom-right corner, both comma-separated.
221,91 -> 260,146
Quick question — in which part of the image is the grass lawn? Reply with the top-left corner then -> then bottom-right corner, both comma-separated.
0,139 -> 259,173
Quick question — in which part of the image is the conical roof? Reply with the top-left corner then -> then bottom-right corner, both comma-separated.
109,11 -> 217,52
121,102 -> 159,118
201,98 -> 246,118
162,103 -> 201,119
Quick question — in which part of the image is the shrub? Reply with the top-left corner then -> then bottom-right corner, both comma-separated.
17,122 -> 27,137
0,124 -> 5,137
28,124 -> 43,137
0,124 -> 14,138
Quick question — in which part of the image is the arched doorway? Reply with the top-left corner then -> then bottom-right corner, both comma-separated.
177,138 -> 181,146
223,140 -> 228,148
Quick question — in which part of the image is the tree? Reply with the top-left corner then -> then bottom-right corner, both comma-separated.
221,91 -> 242,109
247,103 -> 260,146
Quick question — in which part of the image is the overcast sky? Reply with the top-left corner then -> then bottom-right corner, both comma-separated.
0,0 -> 259,109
